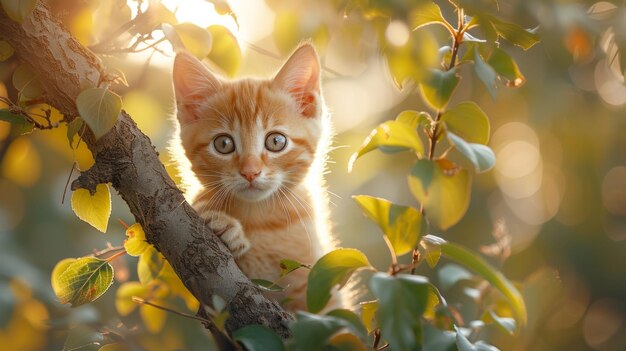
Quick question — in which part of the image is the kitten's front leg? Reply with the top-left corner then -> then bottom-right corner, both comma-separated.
203,211 -> 251,258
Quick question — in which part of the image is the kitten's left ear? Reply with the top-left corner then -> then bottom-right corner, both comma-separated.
273,44 -> 321,118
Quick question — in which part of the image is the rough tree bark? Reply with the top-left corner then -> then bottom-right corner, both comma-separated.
0,2 -> 293,339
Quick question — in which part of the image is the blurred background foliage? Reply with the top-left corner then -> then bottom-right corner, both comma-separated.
1,0 -> 626,350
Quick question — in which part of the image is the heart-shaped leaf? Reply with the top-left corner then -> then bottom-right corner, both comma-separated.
71,183 -> 111,233
76,88 -> 122,140
420,69 -> 460,110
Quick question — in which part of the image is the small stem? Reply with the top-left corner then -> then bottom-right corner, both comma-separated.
132,297 -> 212,324
373,328 -> 381,349
382,235 -> 399,275
92,245 -> 125,258
118,219 -> 130,229
105,249 -> 127,262
61,162 -> 76,205
428,6 -> 464,160
410,249 -> 421,275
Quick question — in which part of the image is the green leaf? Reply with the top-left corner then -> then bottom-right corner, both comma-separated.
447,132 -> 496,173
348,118 -> 424,171
55,257 -> 114,307
0,0 -> 38,22
488,47 -> 525,87
137,246 -> 164,285
290,312 -> 347,351
0,40 -> 14,61
326,309 -> 368,339
0,109 -> 34,135
207,25 -> 241,77
408,160 -> 471,230
353,195 -> 423,256
233,325 -> 285,351
441,101 -> 490,144
63,326 -> 104,351
71,184 -> 112,233
473,48 -> 497,99
409,3 -> 449,31
12,64 -> 43,99
420,69 -> 460,110
163,22 -> 213,59
67,118 -> 84,148
76,87 -> 122,140
437,263 -> 472,291
369,273 -> 430,351
279,258 -> 307,277
251,279 -> 286,292
307,248 -> 370,313
484,310 -> 516,336
485,15 -> 539,50
360,300 -> 378,333
423,235 -> 527,329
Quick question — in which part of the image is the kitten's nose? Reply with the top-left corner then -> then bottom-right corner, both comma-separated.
239,156 -> 263,182
240,169 -> 261,182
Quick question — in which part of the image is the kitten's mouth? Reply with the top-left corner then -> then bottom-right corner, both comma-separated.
236,182 -> 275,202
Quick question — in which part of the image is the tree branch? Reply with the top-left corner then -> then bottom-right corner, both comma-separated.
0,3 -> 293,338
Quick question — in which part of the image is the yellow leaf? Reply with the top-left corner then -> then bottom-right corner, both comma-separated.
1,137 -> 40,187
122,90 -> 164,138
71,184 -> 112,233
140,303 -> 167,333
124,223 -> 149,257
360,300 -> 378,333
207,25 -> 241,77
51,258 -> 76,298
159,261 -> 198,311
115,282 -> 147,316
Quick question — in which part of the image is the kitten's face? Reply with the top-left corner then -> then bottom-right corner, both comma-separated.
173,45 -> 322,203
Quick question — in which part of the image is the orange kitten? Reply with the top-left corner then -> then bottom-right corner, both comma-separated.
172,45 -> 336,311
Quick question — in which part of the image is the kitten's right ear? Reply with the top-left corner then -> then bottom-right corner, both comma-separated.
173,52 -> 221,122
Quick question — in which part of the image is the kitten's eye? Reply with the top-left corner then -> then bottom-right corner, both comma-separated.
265,132 -> 287,152
213,134 -> 235,154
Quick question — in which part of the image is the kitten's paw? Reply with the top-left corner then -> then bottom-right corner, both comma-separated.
207,212 -> 251,258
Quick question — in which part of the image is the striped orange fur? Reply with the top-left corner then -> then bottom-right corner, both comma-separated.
172,44 -> 338,311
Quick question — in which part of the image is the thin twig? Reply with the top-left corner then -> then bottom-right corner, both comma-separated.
61,162 -> 76,205
92,245 -> 125,258
132,297 -> 212,324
